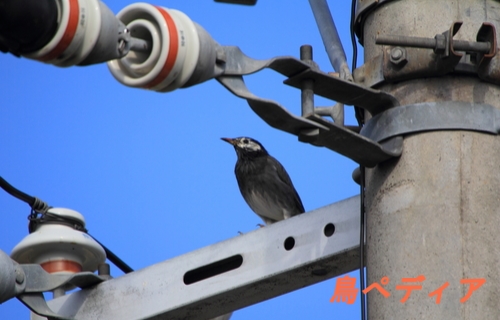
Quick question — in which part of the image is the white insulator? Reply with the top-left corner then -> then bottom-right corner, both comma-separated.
108,3 -> 214,92
11,208 -> 106,274
23,0 -> 127,67
23,0 -> 98,66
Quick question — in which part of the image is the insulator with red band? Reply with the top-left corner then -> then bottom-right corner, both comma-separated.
107,3 -> 219,92
11,208 -> 106,275
22,0 -> 129,66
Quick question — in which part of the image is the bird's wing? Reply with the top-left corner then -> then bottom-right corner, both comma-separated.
268,156 -> 305,213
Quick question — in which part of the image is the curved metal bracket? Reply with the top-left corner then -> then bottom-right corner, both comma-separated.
17,264 -> 105,319
216,46 -> 402,167
217,75 -> 330,134
219,46 -> 399,114
18,293 -> 67,320
217,75 -> 402,167
0,249 -> 107,319
360,101 -> 500,142
20,264 -> 106,293
9,264 -> 105,319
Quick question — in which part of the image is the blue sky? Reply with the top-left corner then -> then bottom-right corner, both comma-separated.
0,1 -> 362,318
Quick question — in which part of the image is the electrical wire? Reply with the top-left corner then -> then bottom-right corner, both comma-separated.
350,1 -> 364,127
350,1 -> 367,320
0,175 -> 134,274
349,0 -> 357,73
0,176 -> 48,211
359,166 -> 366,320
89,234 -> 134,273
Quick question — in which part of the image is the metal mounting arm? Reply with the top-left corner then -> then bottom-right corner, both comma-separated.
1,197 -> 362,320
216,46 -> 402,167
0,250 -> 106,319
33,196 -> 360,320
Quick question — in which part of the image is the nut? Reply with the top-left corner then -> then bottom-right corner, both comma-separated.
15,268 -> 24,284
389,47 -> 408,66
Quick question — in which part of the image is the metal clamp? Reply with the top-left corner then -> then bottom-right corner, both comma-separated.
357,22 -> 499,88
18,265 -> 105,319
376,21 -> 491,55
18,266 -> 106,319
476,23 -> 500,85
360,101 -> 500,143
0,250 -> 106,319
378,22 -> 465,83
217,46 -> 402,167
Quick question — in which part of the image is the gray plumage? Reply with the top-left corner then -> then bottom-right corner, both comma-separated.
221,137 -> 305,225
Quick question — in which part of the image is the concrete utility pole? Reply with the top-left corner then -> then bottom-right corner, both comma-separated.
355,0 -> 500,318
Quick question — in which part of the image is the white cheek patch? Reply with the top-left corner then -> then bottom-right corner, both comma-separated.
238,140 -> 261,151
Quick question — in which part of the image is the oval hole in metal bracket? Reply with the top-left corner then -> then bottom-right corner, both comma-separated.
324,223 -> 335,237
183,254 -> 243,285
284,237 -> 295,251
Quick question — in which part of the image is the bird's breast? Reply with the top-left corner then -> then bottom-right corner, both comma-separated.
234,159 -> 301,221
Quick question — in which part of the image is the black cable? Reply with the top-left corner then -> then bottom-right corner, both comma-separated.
28,210 -> 84,233
0,175 -> 134,274
349,0 -> 357,72
89,234 -> 134,274
0,176 -> 37,207
350,0 -> 364,127
359,166 -> 366,320
350,1 -> 367,319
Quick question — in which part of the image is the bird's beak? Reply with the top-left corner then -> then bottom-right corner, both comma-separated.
221,137 -> 236,145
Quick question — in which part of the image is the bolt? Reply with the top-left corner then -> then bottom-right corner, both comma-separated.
98,263 -> 110,276
215,46 -> 226,63
15,268 -> 24,284
389,47 -> 407,66
300,45 -> 313,61
391,47 -> 403,60
299,128 -> 320,145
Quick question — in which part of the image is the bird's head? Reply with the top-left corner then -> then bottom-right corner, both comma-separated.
221,137 -> 269,159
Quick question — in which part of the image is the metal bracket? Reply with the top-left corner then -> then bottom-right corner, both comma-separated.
360,101 -> 500,143
217,75 -> 401,167
44,197 -> 361,320
302,114 -> 402,167
357,22 -> 499,87
17,267 -> 105,319
283,67 -> 399,114
376,21 -> 491,55
218,46 -> 399,112
0,250 -> 25,303
376,22 -> 465,84
216,46 -> 402,167
476,23 -> 500,85
0,252 -> 106,320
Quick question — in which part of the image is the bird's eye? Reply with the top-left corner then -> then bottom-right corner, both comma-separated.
242,139 -> 249,144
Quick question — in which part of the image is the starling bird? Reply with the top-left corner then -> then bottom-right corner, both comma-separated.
221,137 -> 305,225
